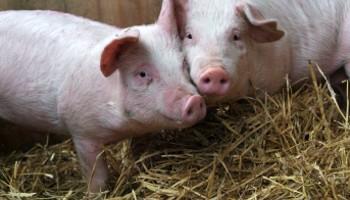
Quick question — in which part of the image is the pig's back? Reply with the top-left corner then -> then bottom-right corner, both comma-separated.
250,0 -> 348,80
0,10 -> 118,133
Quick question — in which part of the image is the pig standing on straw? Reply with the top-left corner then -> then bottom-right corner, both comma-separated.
0,0 -> 206,192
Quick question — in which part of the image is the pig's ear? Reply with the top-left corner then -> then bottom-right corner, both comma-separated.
173,0 -> 188,39
236,2 -> 284,43
100,29 -> 140,77
157,0 -> 187,34
157,0 -> 178,35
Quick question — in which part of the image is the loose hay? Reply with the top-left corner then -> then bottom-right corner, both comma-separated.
1,74 -> 350,199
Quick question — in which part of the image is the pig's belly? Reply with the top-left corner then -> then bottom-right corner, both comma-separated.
0,87 -> 66,134
0,107 -> 65,135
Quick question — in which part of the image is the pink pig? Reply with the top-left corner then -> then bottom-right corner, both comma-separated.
0,0 -> 206,192
172,0 -> 350,104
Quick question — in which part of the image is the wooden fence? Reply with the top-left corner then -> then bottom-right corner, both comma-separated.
0,0 -> 162,27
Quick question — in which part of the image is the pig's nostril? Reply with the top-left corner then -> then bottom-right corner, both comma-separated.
182,95 -> 206,124
198,68 -> 230,96
187,108 -> 193,116
203,78 -> 211,84
220,79 -> 227,84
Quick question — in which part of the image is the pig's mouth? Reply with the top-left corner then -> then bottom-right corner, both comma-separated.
157,110 -> 192,128
158,111 -> 183,125
158,95 -> 207,128
158,114 -> 202,129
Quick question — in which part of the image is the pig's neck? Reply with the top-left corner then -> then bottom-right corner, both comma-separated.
58,54 -> 147,143
92,71 -> 149,136
241,41 -> 292,95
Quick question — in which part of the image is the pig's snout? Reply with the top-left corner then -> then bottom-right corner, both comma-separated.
182,95 -> 206,125
198,67 -> 231,96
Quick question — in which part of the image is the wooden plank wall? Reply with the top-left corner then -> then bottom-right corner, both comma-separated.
0,0 -> 162,27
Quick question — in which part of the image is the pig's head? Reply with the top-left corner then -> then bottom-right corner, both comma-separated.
173,0 -> 285,103
99,0 -> 206,131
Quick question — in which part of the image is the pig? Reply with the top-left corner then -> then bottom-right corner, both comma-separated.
0,0 -> 206,192
172,0 -> 350,104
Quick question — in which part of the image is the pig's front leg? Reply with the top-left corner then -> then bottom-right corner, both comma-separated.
73,136 -> 109,193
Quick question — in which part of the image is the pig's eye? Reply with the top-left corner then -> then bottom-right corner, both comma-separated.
233,34 -> 240,41
135,70 -> 153,86
186,33 -> 193,39
138,71 -> 147,78
133,67 -> 154,87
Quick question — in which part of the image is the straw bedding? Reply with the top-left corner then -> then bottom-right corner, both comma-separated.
1,67 -> 349,199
